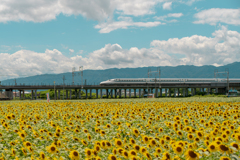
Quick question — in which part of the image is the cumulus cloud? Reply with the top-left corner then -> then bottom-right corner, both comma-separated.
69,49 -> 74,54
168,13 -> 183,18
193,8 -> 240,26
77,50 -> 84,54
151,26 -> 240,66
0,0 -> 115,22
95,17 -> 163,33
1,26 -> 239,79
154,12 -> 183,21
163,2 -> 172,10
0,0 -> 197,23
115,0 -> 161,16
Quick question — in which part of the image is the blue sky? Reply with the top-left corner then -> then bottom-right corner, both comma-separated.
0,0 -> 240,79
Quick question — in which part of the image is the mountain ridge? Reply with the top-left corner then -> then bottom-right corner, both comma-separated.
1,62 -> 240,85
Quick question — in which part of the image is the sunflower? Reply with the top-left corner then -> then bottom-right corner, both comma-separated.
69,150 -> 80,160
133,144 -> 141,152
87,134 -> 92,141
173,145 -> 184,155
9,141 -> 16,146
162,152 -> 171,160
108,154 -> 117,160
177,131 -> 183,137
165,136 -> 171,142
184,149 -> 200,160
207,142 -> 217,152
46,145 -> 57,154
122,150 -> 129,159
140,146 -> 147,154
106,141 -> 112,148
219,156 -> 231,160
82,139 -> 88,146
154,147 -> 162,154
22,148 -> 27,156
117,148 -> 124,155
83,129 -> 88,133
73,137 -> 80,142
129,150 -> 137,156
149,139 -> 157,147
100,140 -> 107,149
142,135 -> 149,144
144,152 -> 152,160
230,142 -> 239,151
129,138 -> 136,145
39,151 -> 46,160
11,148 -> 16,157
85,148 -> 92,158
19,132 -> 26,139
95,156 -> 102,160
218,144 -> 229,154
114,139 -> 123,148
160,138 -> 165,145
54,132 -> 60,138
235,133 -> 240,142
112,148 -> 117,155
94,145 -> 101,152
27,146 -> 34,153
24,141 -> 32,148
100,130 -> 106,136
187,134 -> 194,141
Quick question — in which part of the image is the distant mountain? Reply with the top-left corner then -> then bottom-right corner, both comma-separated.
1,62 -> 240,85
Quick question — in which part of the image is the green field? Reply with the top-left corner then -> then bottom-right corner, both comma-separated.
2,96 -> 240,103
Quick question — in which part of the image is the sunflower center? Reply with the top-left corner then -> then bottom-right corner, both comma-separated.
111,156 -> 117,160
220,145 -> 229,151
233,144 -> 239,149
189,151 -> 197,158
87,150 -> 91,155
210,145 -> 215,150
51,146 -> 56,151
73,151 -> 78,156
176,147 -> 182,152
117,141 -> 122,145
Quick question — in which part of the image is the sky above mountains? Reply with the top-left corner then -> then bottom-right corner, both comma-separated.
0,0 -> 240,80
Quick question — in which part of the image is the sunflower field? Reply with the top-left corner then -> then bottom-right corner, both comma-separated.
0,101 -> 239,160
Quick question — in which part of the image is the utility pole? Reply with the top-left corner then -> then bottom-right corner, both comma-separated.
148,67 -> 161,97
62,75 -> 66,100
72,67 -> 75,85
54,81 -> 56,101
79,66 -> 83,91
214,68 -> 229,96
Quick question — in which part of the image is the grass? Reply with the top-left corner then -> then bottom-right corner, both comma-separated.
1,96 -> 240,103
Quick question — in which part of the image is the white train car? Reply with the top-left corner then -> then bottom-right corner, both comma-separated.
100,78 -> 240,86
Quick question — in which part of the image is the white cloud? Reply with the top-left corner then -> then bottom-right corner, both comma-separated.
0,0 -> 115,23
193,8 -> 240,26
151,26 -> 240,66
154,13 -> 183,22
163,2 -> 172,10
77,50 -> 84,54
114,0 -> 161,16
69,49 -> 74,54
95,17 -> 163,33
0,0 -> 197,23
168,13 -> 183,18
61,44 -> 68,49
1,26 -> 239,79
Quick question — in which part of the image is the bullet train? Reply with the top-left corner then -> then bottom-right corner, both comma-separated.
100,78 -> 240,86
